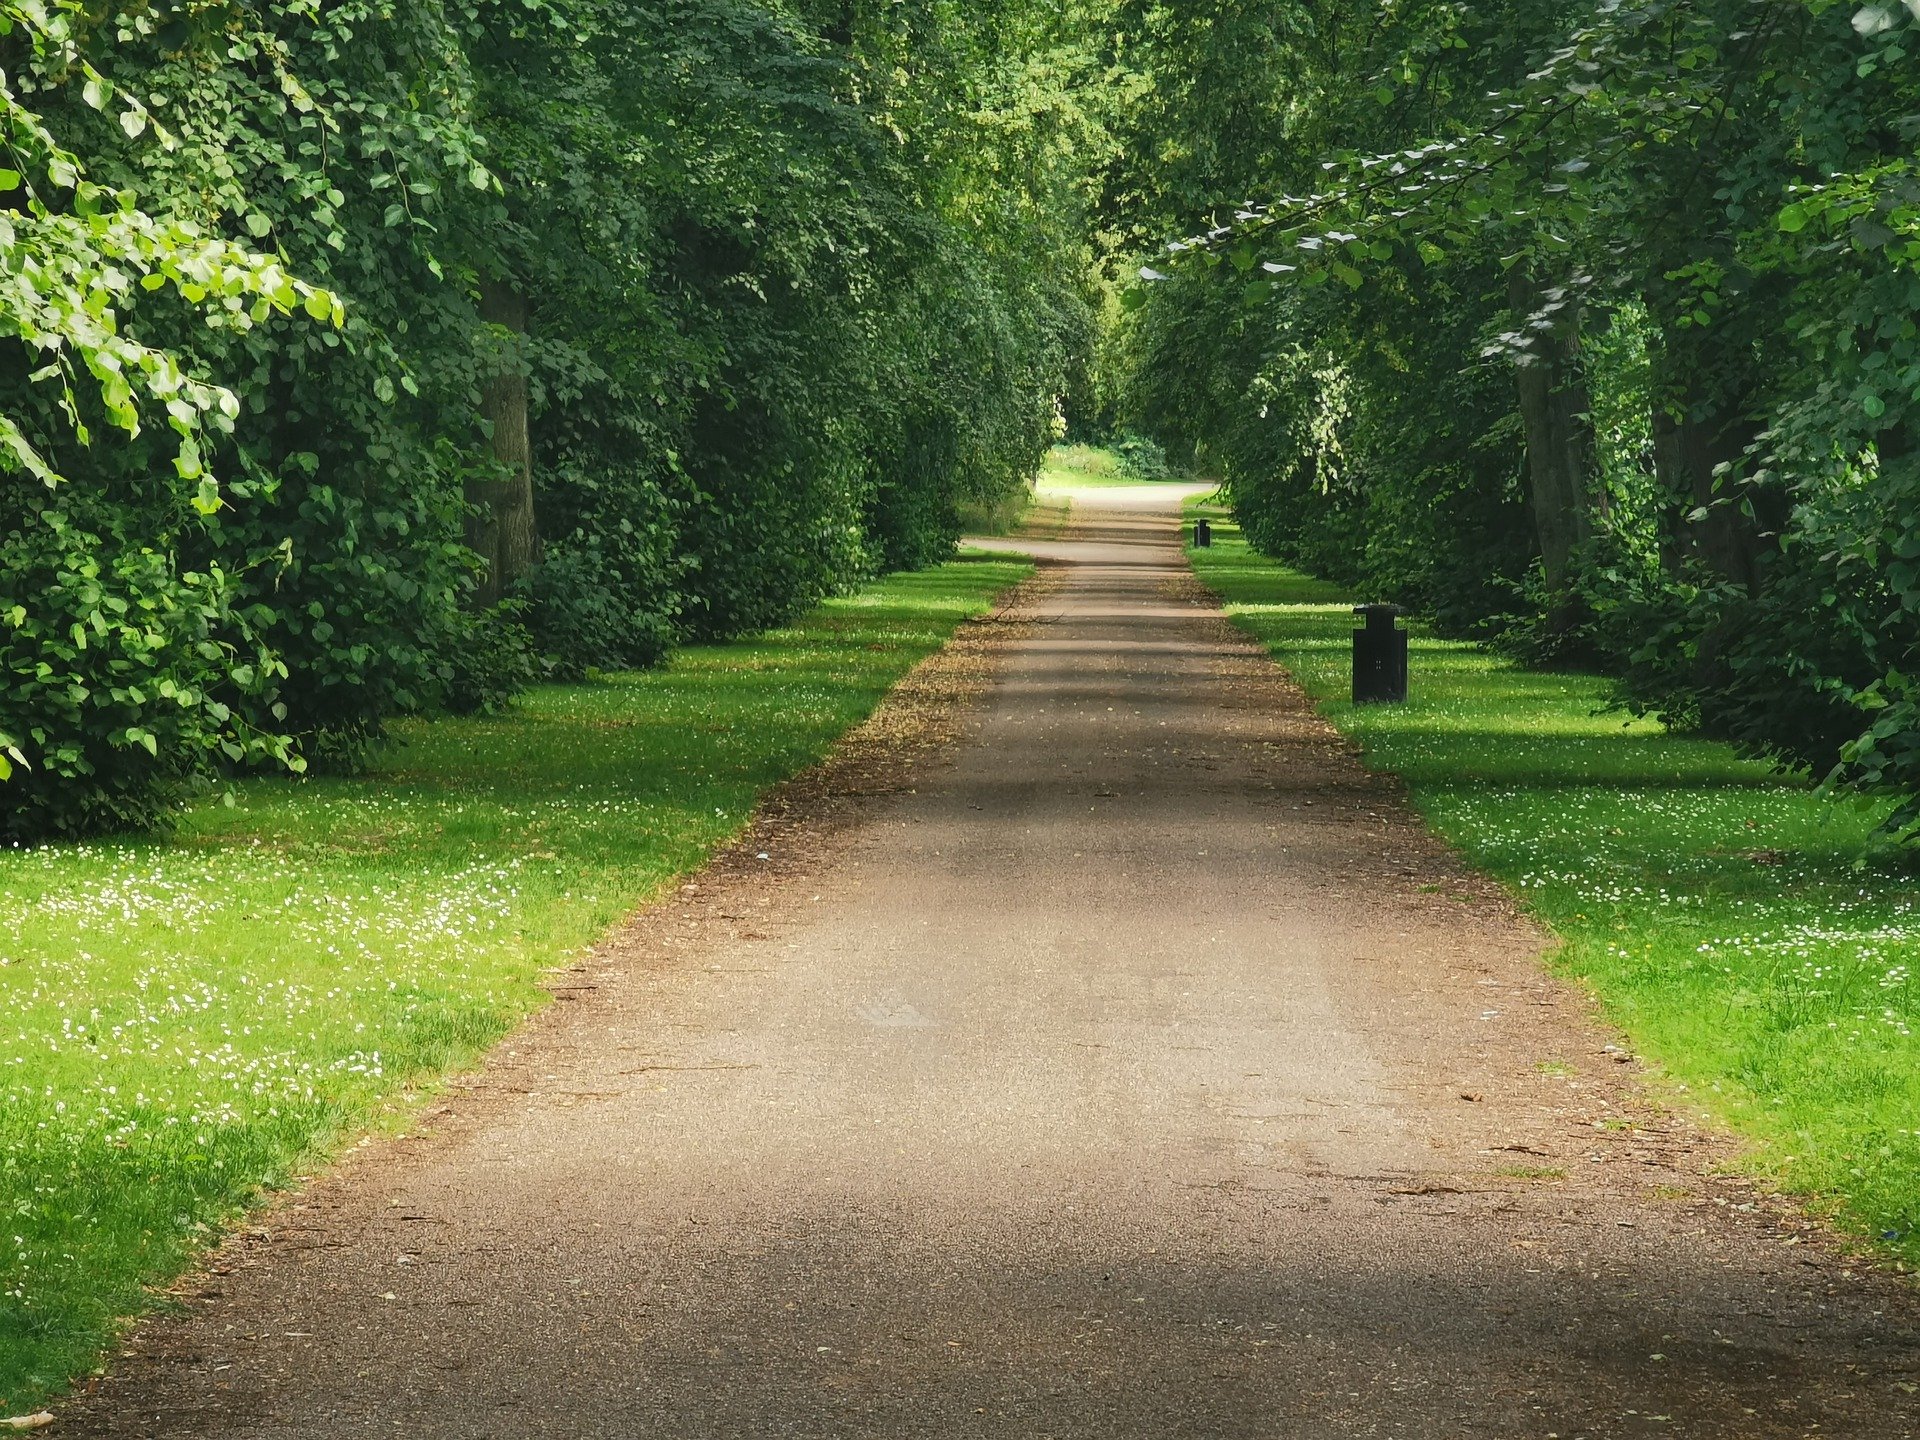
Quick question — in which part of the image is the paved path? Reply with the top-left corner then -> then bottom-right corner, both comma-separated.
77,488 -> 1919,1437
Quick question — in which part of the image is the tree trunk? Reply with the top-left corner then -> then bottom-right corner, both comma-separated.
1880,417 -> 1917,475
1648,330 -> 1765,589
465,280 -> 539,607
1650,404 -> 1688,578
1508,267 -> 1595,622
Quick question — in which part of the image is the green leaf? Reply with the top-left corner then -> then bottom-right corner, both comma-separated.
1778,202 -> 1810,234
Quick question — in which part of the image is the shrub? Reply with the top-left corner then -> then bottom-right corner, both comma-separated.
0,500 -> 297,842
1114,432 -> 1174,480
515,541 -> 677,681
437,602 -> 546,717
206,446 -> 490,767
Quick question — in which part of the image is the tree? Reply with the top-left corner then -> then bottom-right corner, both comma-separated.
1102,0 -> 1920,836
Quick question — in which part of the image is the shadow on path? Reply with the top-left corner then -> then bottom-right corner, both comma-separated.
71,490 -> 1920,1439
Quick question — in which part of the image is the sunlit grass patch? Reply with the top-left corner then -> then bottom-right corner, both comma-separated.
1041,442 -> 1125,480
955,486 -> 1036,535
958,487 -> 1071,540
1188,513 -> 1920,1265
0,552 -> 1031,1410
1037,443 -> 1157,489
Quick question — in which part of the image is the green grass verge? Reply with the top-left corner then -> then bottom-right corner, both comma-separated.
955,486 -> 1072,539
1037,443 -> 1161,489
0,552 -> 1031,1409
1013,491 -> 1073,539
955,487 -> 1033,535
1187,513 -> 1920,1265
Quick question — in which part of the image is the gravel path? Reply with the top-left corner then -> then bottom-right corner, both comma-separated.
71,488 -> 1920,1437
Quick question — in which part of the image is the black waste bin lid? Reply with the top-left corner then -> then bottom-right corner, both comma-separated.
1352,603 -> 1402,623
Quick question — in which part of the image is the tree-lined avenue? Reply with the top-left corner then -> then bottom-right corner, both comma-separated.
68,491 -> 1917,1439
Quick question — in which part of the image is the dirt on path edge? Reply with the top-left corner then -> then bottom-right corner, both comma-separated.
58,530 -> 1920,1436
52,560 -> 1063,1427
1172,553 -> 1917,1284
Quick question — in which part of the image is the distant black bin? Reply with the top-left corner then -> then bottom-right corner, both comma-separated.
1193,518 -> 1212,548
1351,604 -> 1408,704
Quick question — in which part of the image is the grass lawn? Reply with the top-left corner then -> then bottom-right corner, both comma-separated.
957,486 -> 1071,539
1187,510 -> 1920,1266
0,552 -> 1031,1411
1037,443 -> 1164,489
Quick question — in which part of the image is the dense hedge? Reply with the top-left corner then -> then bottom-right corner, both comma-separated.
0,0 -> 1096,839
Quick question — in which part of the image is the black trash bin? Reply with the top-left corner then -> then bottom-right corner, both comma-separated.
1351,604 -> 1408,704
1193,518 -> 1212,548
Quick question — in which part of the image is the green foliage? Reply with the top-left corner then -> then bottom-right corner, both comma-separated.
512,542 -> 677,682
1039,442 -> 1129,485
1101,0 -> 1920,838
0,0 -> 1099,840
437,602 -> 544,717
0,551 -> 1029,1409
1112,432 -> 1173,480
0,498 -> 296,840
0,0 -> 344,494
0,0 -> 349,834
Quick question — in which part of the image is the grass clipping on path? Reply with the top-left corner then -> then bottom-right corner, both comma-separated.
1187,514 -> 1920,1268
0,552 -> 1031,1409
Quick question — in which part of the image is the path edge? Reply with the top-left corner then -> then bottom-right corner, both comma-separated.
55,556 -> 1063,1426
